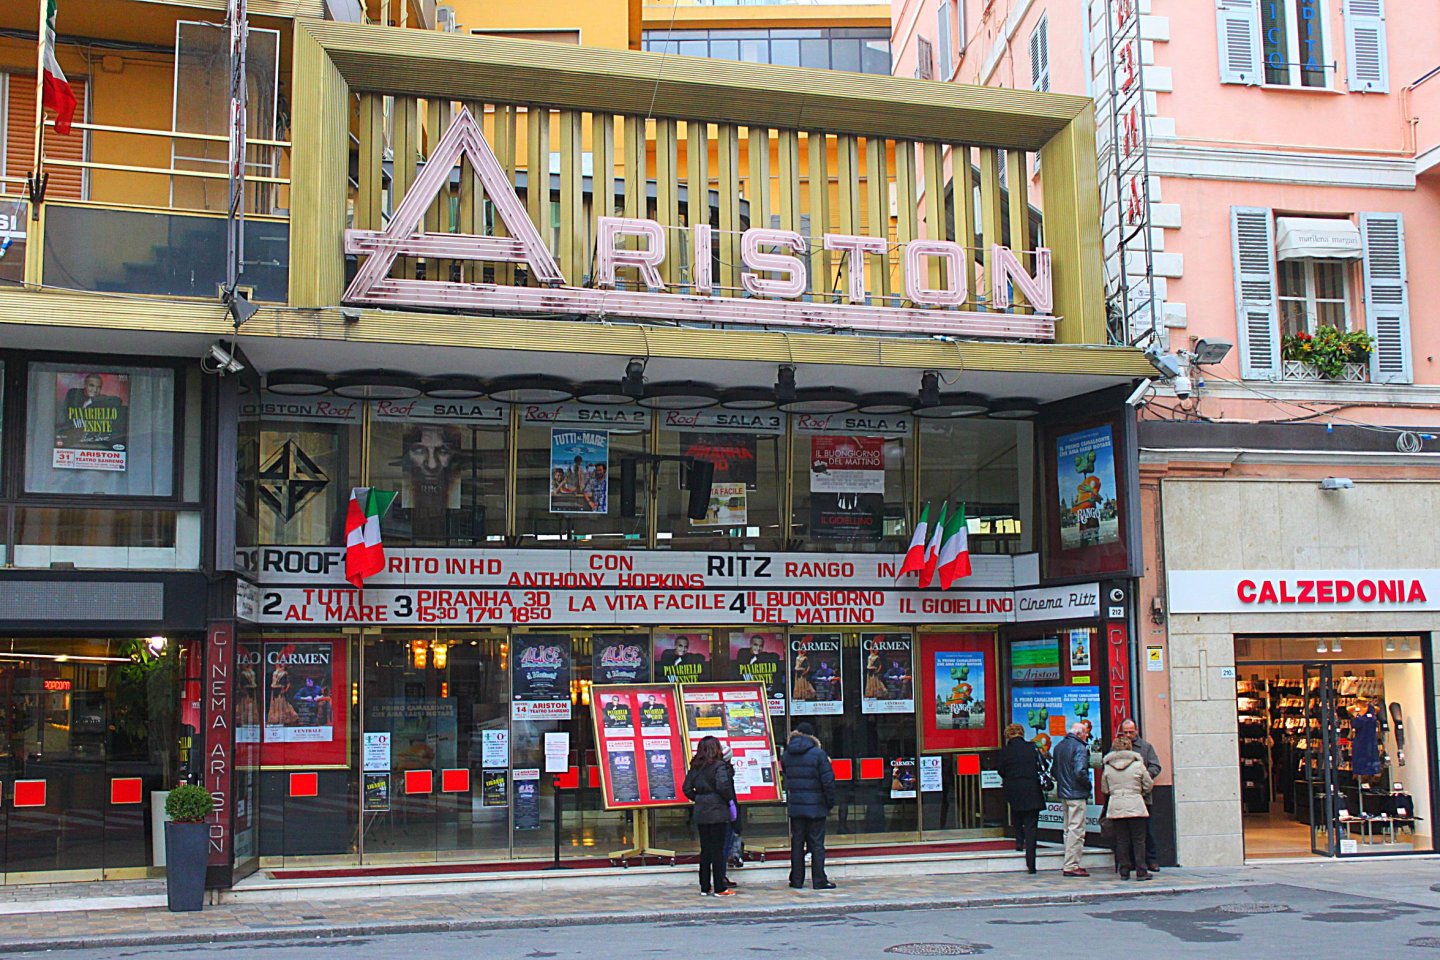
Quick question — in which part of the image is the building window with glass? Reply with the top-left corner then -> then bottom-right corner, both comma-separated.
1260,0 -> 1329,88
1278,259 -> 1350,339
918,417 -> 1032,556
642,28 -> 892,75
656,414 -> 785,551
791,425 -> 911,553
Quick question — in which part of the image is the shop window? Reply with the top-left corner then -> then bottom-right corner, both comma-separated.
790,427 -> 911,553
655,417 -> 784,551
514,408 -> 649,548
23,361 -> 176,497
918,418 -> 1031,555
368,413 -> 508,547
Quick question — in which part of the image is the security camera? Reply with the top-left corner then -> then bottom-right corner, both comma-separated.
204,343 -> 245,376
1144,342 -> 1186,380
1125,378 -> 1154,408
1171,374 -> 1192,400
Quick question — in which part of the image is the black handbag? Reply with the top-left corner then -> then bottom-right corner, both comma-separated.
1037,749 -> 1056,793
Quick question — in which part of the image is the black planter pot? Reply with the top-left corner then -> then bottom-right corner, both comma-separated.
164,821 -> 209,912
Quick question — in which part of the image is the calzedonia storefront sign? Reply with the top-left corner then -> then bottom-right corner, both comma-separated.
341,110 -> 1055,342
239,547 -> 1096,628
1168,570 -> 1439,614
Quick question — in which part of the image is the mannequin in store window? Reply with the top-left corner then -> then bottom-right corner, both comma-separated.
1347,696 -> 1385,781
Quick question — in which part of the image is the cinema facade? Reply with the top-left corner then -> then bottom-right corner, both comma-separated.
0,14 -> 1156,887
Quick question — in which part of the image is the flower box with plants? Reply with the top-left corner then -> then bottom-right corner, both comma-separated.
1280,327 -> 1373,382
164,783 -> 215,912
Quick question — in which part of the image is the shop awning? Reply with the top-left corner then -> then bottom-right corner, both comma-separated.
1275,217 -> 1363,260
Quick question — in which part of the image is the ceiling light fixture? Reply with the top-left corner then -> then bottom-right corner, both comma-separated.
634,382 -> 721,410
857,393 -> 916,415
265,370 -> 331,396
487,375 -> 575,404
332,370 -> 423,400
720,387 -> 779,410
1316,639 -> 1328,654
913,392 -> 989,419
777,388 -> 860,414
987,397 -> 1040,420
423,376 -> 487,399
573,381 -> 636,405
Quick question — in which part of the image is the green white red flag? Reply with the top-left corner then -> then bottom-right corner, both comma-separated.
345,486 -> 396,589
898,502 -> 931,577
917,502 -> 948,589
41,0 -> 77,136
936,502 -> 972,589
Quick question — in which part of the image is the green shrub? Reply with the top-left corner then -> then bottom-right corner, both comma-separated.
165,783 -> 215,823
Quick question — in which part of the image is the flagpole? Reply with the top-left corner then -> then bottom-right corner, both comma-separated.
29,0 -> 46,220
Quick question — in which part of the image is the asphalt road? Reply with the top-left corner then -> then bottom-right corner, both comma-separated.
74,882 -> 1440,960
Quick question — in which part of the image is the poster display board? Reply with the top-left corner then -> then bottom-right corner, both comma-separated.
253,638 -> 348,768
590,684 -> 689,810
679,683 -> 781,804
861,632 -> 913,714
788,633 -> 843,716
919,632 -> 1000,752
511,635 -> 573,720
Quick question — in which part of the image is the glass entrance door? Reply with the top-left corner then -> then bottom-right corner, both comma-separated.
1304,663 -> 1339,856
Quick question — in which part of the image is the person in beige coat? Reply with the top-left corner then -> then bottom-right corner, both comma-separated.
1101,736 -> 1154,881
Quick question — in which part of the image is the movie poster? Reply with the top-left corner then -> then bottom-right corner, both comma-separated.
861,633 -> 914,715
1068,628 -> 1094,671
262,640 -> 347,767
809,436 -> 885,542
363,772 -> 390,812
514,770 -> 541,830
933,650 -> 987,732
599,691 -> 636,735
729,631 -> 786,715
920,634 -> 999,752
366,698 -> 458,772
692,482 -> 748,527
392,421 -> 463,541
680,433 -> 758,486
52,370 -> 130,472
1056,425 -> 1119,550
644,742 -> 678,801
638,691 -> 674,734
592,634 -> 650,684
550,428 -> 609,514
481,769 -> 508,808
890,758 -> 918,799
789,634 -> 844,716
653,632 -> 712,684
511,635 -> 573,720
1010,686 -> 1103,759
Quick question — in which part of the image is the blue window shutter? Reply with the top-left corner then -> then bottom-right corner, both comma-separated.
1360,212 -> 1411,384
1231,206 -> 1280,380
1215,0 -> 1261,85
1344,0 -> 1389,93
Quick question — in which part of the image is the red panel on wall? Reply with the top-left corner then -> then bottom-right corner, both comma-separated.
555,766 -> 580,790
13,780 -> 46,807
831,758 -> 854,781
110,778 -> 144,805
440,769 -> 470,793
859,758 -> 885,781
956,754 -> 981,776
405,769 -> 434,795
288,772 -> 318,798
586,766 -> 600,789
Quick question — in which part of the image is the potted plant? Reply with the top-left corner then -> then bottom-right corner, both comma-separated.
164,783 -> 214,912
1281,327 -> 1373,381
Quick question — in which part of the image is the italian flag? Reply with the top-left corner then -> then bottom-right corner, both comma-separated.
897,502 -> 931,578
917,502 -> 948,589
41,0 -> 77,136
937,503 -> 973,589
344,487 -> 396,589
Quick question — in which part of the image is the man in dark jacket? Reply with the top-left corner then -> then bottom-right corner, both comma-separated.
779,722 -> 838,890
1119,717 -> 1162,872
1051,721 -> 1092,877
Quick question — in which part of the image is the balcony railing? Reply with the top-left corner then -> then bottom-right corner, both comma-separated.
3,120 -> 291,302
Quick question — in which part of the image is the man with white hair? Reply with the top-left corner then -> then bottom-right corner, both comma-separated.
1051,720 -> 1093,877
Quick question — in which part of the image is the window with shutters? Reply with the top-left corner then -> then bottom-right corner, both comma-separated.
915,36 -> 935,80
937,1 -> 953,79
1260,0 -> 1331,88
2,72 -> 88,201
1343,0 -> 1388,92
1029,14 -> 1050,93
1278,259 -> 1351,339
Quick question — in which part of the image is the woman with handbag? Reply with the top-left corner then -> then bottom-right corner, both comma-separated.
1101,735 -> 1154,880
997,723 -> 1046,874
683,735 -> 738,897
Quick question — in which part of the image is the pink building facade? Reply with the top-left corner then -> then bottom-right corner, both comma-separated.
895,0 -> 1440,865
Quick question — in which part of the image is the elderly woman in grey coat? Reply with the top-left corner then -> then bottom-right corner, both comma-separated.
1101,735 -> 1154,881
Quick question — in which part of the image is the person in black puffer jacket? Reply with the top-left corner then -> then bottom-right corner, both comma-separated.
683,735 -> 737,896
779,722 -> 837,890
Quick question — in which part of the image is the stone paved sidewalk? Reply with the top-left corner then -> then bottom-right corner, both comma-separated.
0,867 -> 1231,953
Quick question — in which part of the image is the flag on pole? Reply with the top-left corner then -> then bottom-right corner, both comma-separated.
897,502 -> 931,577
40,0 -> 77,136
917,502 -> 948,589
937,502 -> 973,589
345,486 -> 396,589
